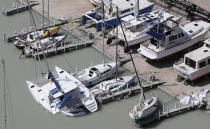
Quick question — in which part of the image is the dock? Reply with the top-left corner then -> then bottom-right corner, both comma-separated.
159,103 -> 201,119
32,40 -> 94,57
2,1 -> 39,16
96,80 -> 165,104
3,19 -> 69,42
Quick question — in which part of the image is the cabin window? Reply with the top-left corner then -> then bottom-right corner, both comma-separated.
169,35 -> 177,42
208,59 -> 210,64
206,44 -> 210,48
189,30 -> 193,33
121,9 -> 130,14
199,61 -> 206,68
185,57 -> 196,69
178,32 -> 185,38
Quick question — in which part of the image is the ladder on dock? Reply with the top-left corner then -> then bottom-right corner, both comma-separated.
2,1 -> 39,16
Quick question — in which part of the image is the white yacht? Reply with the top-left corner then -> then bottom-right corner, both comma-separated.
90,75 -> 136,98
14,26 -> 59,49
138,20 -> 210,60
26,66 -> 98,116
173,38 -> 210,81
108,9 -> 182,47
23,35 -> 66,56
129,96 -> 159,126
83,0 -> 154,31
75,62 -> 120,87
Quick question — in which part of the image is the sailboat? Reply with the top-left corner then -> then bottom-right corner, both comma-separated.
75,1 -> 120,87
14,0 -> 60,49
113,7 -> 160,126
27,66 -> 98,116
90,14 -> 136,99
21,0 -> 66,57
14,26 -> 60,49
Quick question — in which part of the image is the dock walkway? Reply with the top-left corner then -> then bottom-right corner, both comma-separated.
32,40 -> 94,57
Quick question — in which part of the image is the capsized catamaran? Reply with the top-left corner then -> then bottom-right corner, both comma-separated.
27,66 -> 98,116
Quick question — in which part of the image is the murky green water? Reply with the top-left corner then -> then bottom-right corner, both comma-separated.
0,0 -> 210,129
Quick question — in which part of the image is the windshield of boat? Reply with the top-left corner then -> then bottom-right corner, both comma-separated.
126,24 -> 143,32
148,98 -> 154,105
206,43 -> 210,48
185,57 -> 196,69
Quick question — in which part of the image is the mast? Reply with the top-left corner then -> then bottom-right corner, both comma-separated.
27,0 -> 50,72
115,7 -> 119,81
116,8 -> 146,100
2,59 -> 7,129
42,0 -> 45,26
102,0 -> 105,65
134,0 -> 140,19
47,0 -> 50,26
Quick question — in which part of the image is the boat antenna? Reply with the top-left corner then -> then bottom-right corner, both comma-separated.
102,0 -> 105,65
116,7 -> 145,100
26,0 -> 50,72
2,59 -> 7,129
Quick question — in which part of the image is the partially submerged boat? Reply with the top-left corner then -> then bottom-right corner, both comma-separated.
14,26 -> 59,49
90,75 -> 136,98
129,96 -> 160,126
108,9 -> 182,47
75,62 -> 120,87
23,34 -> 66,56
26,66 -> 98,116
83,0 -> 154,31
138,20 -> 210,60
173,38 -> 210,81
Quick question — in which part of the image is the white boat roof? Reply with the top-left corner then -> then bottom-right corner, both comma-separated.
179,20 -> 210,36
104,0 -> 153,11
121,9 -> 174,26
185,44 -> 210,62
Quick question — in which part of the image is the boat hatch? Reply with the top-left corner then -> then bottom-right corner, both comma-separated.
90,67 -> 98,71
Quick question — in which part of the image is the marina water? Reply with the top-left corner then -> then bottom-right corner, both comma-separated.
0,0 -> 210,129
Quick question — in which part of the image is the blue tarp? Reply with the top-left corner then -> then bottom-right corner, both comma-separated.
56,94 -> 72,109
146,30 -> 164,40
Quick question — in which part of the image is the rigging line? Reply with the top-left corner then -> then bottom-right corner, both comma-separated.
26,0 -> 50,72
2,59 -> 7,129
116,7 -> 146,100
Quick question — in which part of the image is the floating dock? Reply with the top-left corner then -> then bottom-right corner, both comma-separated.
2,1 -> 39,16
96,80 -> 165,104
32,40 -> 94,57
3,19 -> 69,42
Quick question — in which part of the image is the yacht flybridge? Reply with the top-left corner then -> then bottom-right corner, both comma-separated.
129,96 -> 159,126
173,38 -> 210,82
138,20 -> 210,60
108,9 -> 182,47
26,66 -> 98,116
83,0 -> 154,31
75,62 -> 120,87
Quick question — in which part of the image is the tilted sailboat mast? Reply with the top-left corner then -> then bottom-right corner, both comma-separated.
116,7 -> 146,100
2,59 -> 7,129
